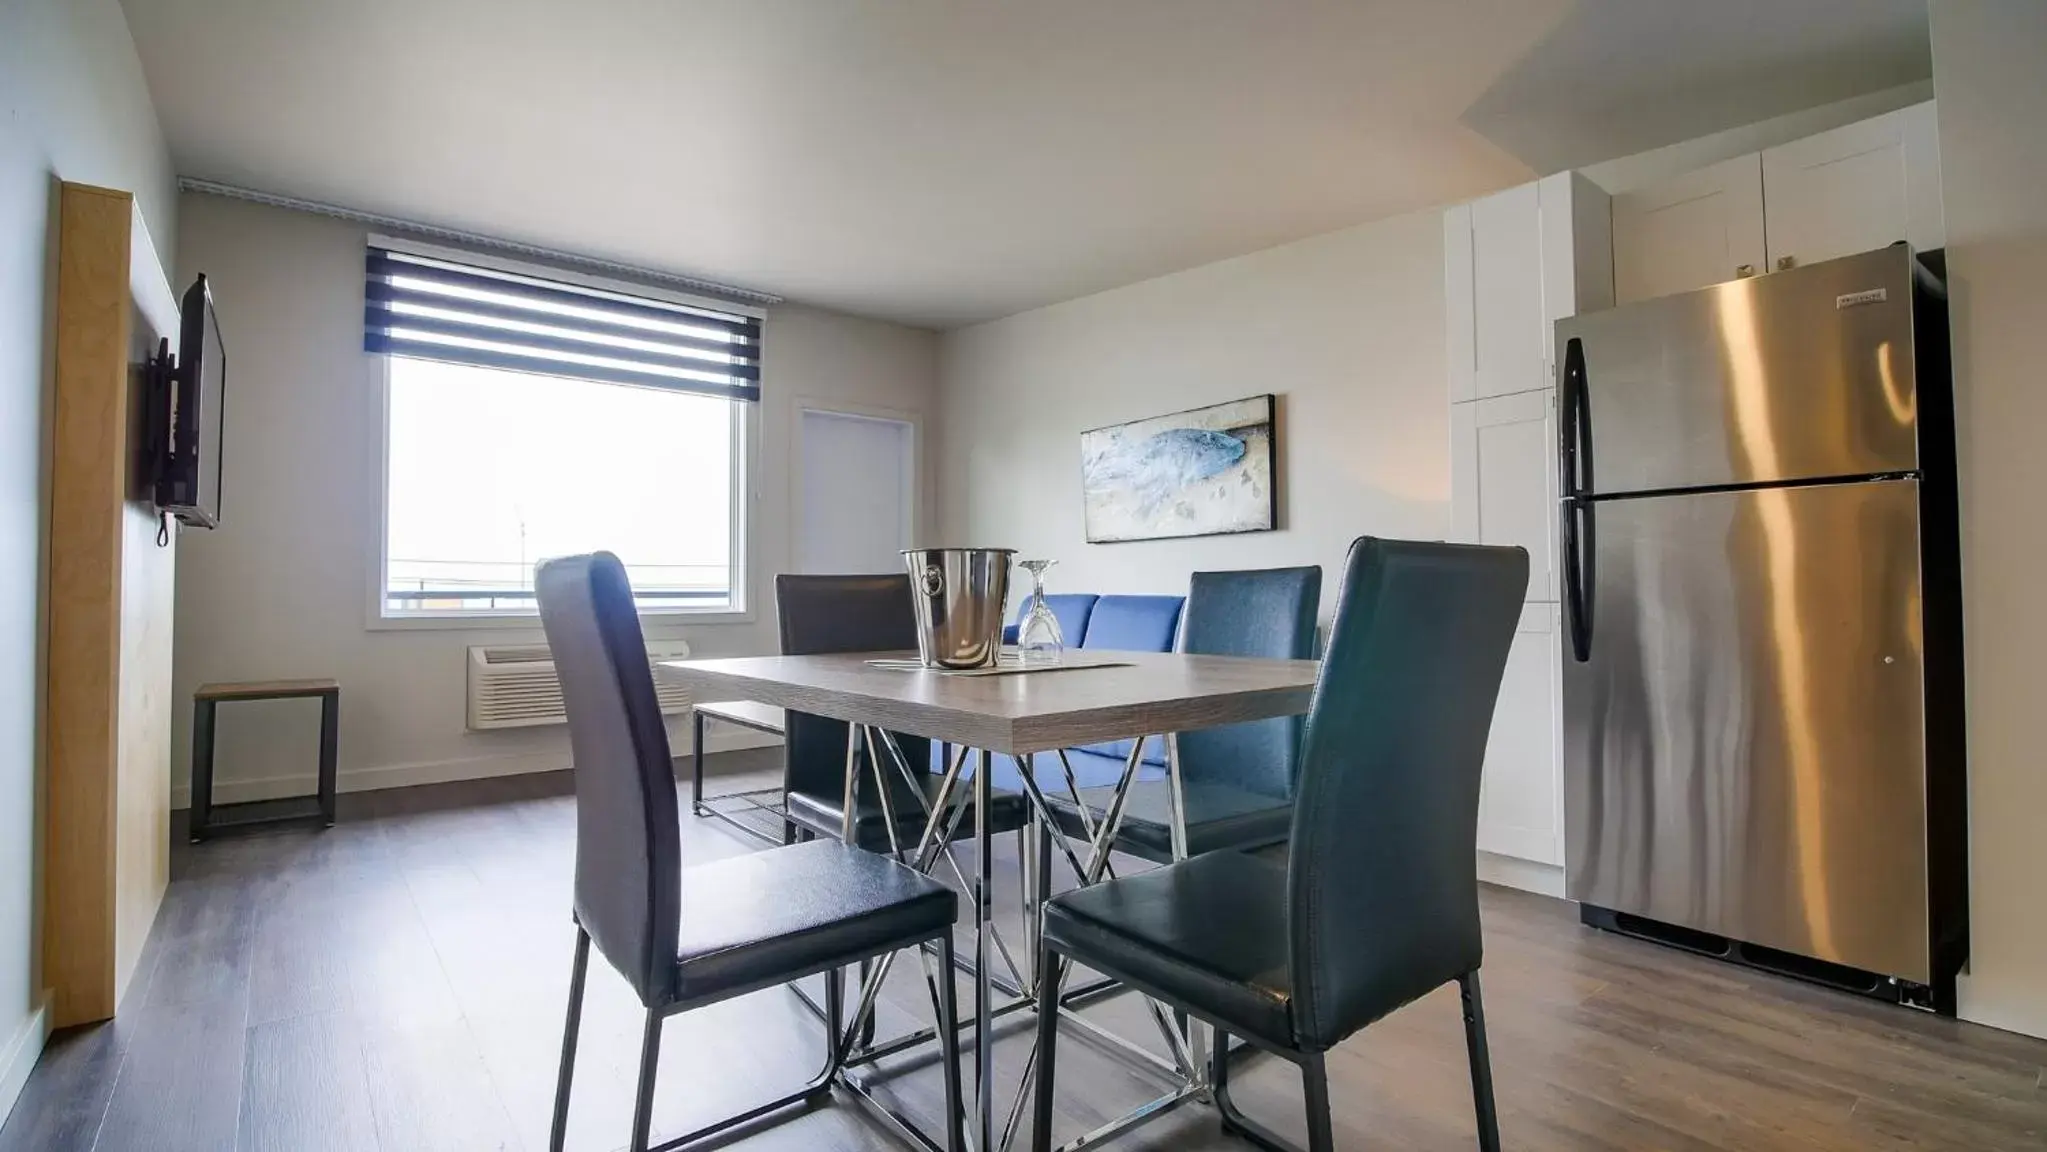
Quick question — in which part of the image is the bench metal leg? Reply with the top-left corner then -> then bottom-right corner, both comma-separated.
691,709 -> 706,814
317,689 -> 339,826
189,698 -> 217,842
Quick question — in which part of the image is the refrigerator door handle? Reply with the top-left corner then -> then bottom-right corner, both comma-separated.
1559,336 -> 1587,500
1559,335 -> 1592,662
1562,496 -> 1592,662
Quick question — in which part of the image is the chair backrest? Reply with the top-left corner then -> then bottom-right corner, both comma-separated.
775,574 -> 931,800
1177,566 -> 1322,797
534,553 -> 680,1006
1286,538 -> 1526,1049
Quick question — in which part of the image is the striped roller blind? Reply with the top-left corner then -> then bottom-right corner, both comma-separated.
363,246 -> 762,401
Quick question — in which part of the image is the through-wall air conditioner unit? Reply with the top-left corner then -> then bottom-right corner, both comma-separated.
466,640 -> 692,731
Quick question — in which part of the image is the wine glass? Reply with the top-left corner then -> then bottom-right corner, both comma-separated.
1015,559 -> 1063,665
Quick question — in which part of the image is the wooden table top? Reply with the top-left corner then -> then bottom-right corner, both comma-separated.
658,650 -> 1320,755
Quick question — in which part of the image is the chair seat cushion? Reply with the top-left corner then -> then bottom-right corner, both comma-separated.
1044,780 -> 1291,863
673,838 -> 957,1004
788,772 -> 1031,850
1042,850 -> 1293,1048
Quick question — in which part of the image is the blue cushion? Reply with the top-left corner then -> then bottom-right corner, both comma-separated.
1074,595 -> 1184,766
929,590 -> 1184,783
1079,595 -> 1184,653
1005,593 -> 1099,648
1078,595 -> 1185,760
976,749 -> 1171,794
926,744 -> 1168,793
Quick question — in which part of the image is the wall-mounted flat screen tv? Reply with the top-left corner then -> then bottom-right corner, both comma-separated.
154,273 -> 225,528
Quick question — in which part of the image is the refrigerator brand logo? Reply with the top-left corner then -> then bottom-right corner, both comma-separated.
1835,288 -> 1889,309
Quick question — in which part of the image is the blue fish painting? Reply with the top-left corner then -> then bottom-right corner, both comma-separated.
1080,395 -> 1276,543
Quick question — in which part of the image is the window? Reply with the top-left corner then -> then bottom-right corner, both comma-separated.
365,242 -> 760,619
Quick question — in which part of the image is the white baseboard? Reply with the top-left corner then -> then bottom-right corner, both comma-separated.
1957,976 -> 2047,1041
171,725 -> 782,810
0,993 -> 50,1131
1476,850 -> 1566,898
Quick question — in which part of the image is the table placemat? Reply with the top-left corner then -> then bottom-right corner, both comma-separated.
864,651 -> 1134,677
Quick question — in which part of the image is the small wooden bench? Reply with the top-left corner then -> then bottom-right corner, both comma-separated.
190,678 -> 339,842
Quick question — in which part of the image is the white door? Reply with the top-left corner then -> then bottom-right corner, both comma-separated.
1450,389 -> 1558,603
797,408 -> 914,574
1761,101 -> 1944,272
1610,153 -> 1767,304
1477,603 -> 1564,866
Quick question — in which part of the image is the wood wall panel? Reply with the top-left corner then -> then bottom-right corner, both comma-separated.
44,182 -> 177,1027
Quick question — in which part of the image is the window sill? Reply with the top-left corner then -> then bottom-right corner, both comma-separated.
365,608 -> 757,633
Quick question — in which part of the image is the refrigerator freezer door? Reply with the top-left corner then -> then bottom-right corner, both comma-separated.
1561,478 -> 1930,980
1556,246 -> 1921,498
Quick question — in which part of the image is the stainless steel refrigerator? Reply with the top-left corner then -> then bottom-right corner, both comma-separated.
1555,245 -> 1968,1013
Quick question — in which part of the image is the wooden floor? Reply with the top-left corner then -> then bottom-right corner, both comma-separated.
4,753 -> 2044,1152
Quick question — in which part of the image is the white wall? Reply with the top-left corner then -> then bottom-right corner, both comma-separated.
1929,0 -> 2047,1042
936,209 -> 1447,618
0,0 -> 175,1116
169,193 -> 940,802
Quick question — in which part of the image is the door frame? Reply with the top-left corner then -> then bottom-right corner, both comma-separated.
790,397 -> 924,574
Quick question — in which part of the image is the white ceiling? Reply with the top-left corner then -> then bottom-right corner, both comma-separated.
121,0 -> 1930,328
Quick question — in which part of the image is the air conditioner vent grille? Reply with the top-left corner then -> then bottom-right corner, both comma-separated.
466,640 -> 691,730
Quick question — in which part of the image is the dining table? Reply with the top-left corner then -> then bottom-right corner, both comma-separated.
658,648 -> 1321,1152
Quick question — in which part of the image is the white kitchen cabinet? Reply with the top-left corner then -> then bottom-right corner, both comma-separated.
1476,603 -> 1563,867
1445,173 -> 1612,402
1761,101 -> 1944,271
1450,389 -> 1558,603
1445,184 -> 1541,403
1610,154 -> 1767,304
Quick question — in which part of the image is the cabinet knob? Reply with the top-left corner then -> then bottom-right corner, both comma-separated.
1735,264 -> 1756,278
1777,255 -> 1797,271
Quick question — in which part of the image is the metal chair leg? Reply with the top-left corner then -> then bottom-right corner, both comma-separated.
939,933 -> 966,1152
855,957 -> 877,1048
1031,936 -> 1062,1152
1461,972 -> 1502,1152
549,928 -> 591,1152
1213,1030 -> 1299,1152
631,1008 -> 664,1152
1301,1052 -> 1334,1152
825,965 -> 845,1080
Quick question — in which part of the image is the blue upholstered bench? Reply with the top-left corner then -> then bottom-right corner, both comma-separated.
943,593 -> 1186,793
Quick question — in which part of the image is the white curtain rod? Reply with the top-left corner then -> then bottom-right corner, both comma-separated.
177,177 -> 784,308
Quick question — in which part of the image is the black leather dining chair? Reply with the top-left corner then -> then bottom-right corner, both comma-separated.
777,573 -> 1030,850
536,554 -> 963,1152
1031,538 -> 1527,1152
1041,565 -> 1320,863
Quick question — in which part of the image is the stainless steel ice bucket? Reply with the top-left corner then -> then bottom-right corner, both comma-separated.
901,547 -> 1015,669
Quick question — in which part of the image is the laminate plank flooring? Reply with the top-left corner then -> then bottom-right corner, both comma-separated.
3,750 -> 2044,1152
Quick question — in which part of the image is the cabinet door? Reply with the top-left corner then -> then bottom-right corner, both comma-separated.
1477,603 -> 1563,866
1469,183 -> 1546,400
1761,101 -> 1944,270
1449,390 -> 1557,603
1610,154 -> 1766,304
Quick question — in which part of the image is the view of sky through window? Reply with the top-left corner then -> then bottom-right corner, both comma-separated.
384,356 -> 736,614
